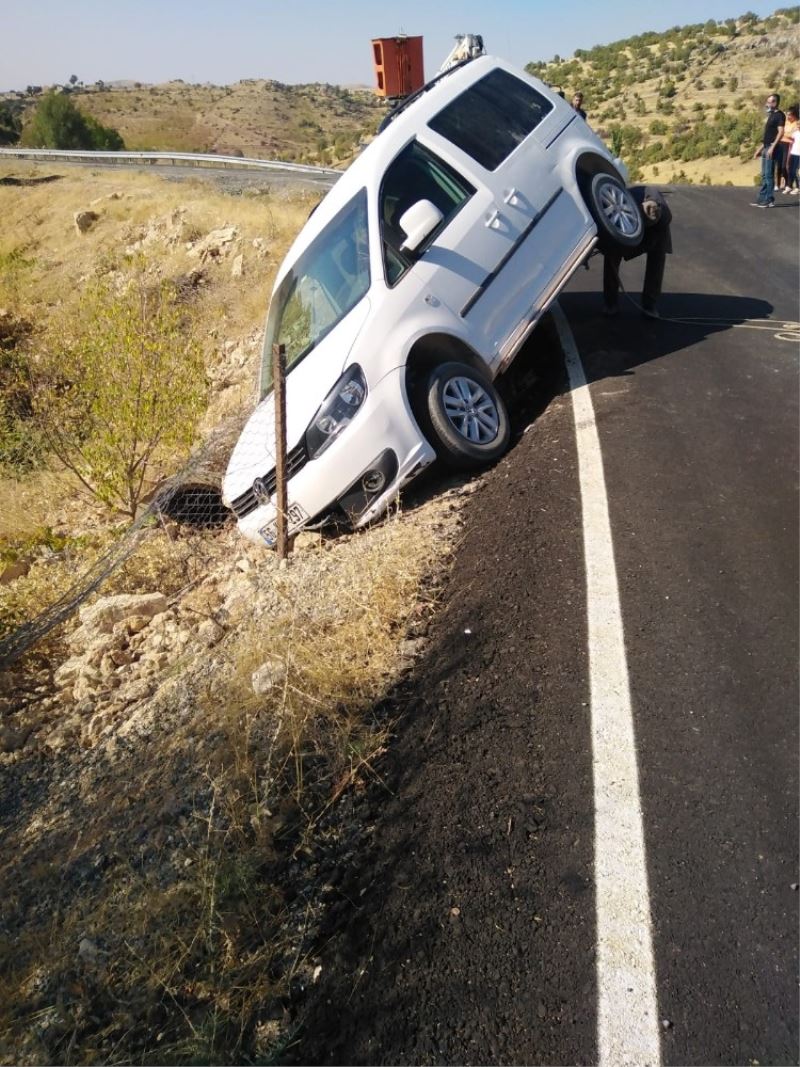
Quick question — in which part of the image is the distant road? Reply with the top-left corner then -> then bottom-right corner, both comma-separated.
0,146 -> 342,193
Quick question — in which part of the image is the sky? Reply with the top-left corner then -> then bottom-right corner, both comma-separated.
2,0 -> 786,92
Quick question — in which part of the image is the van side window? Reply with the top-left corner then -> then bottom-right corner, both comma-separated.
428,69 -> 553,171
379,140 -> 475,286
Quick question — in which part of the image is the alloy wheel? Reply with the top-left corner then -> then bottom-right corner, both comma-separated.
442,376 -> 500,443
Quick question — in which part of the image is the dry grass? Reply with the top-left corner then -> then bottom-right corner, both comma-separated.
0,161 -> 314,334
0,162 -> 318,550
639,155 -> 762,185
0,501 -> 461,1065
0,163 -> 464,1064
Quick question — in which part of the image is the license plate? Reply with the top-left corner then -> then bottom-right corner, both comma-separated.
259,502 -> 309,546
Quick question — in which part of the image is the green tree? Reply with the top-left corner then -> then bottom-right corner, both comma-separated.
20,90 -> 124,150
0,102 -> 22,145
33,272 -> 206,517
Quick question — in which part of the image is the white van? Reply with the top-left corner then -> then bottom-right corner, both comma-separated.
223,56 -> 642,546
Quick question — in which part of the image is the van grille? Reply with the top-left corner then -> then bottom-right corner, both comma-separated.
229,441 -> 309,519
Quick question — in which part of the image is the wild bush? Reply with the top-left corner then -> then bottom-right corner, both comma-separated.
20,90 -> 124,150
32,269 -> 207,517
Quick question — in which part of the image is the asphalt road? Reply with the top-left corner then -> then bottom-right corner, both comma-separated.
561,185 -> 799,1065
291,184 -> 798,1067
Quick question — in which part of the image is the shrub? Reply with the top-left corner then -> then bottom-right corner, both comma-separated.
20,90 -> 124,150
32,270 -> 207,517
0,102 -> 22,145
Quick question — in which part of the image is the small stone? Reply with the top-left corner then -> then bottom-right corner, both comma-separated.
0,560 -> 29,585
77,937 -> 98,964
450,906 -> 461,918
661,1019 -> 673,1030
252,660 -> 286,695
74,210 -> 100,234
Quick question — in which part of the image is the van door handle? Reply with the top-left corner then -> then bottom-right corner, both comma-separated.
503,187 -> 519,205
485,209 -> 501,229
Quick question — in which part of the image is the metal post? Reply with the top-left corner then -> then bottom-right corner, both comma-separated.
272,342 -> 289,559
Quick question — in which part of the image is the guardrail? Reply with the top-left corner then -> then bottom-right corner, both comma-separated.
0,146 -> 342,181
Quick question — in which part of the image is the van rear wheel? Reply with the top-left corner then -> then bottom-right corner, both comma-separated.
584,172 -> 643,253
424,361 -> 510,469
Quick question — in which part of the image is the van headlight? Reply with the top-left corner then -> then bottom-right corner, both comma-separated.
305,364 -> 367,459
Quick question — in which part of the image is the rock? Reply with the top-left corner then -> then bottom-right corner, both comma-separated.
79,593 -> 168,635
197,619 -> 224,647
399,638 -> 425,660
231,253 -> 244,279
252,659 -> 287,695
0,670 -> 24,698
90,192 -> 123,205
85,636 -> 115,668
54,657 -> 84,688
99,654 -> 118,679
0,725 -> 32,753
109,649 -> 134,667
44,718 -> 80,752
0,560 -> 30,585
139,651 -> 170,674
292,532 -> 321,553
188,225 -> 239,262
73,675 -> 100,703
77,937 -> 98,965
74,210 -> 100,234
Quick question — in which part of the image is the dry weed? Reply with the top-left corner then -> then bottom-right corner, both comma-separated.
0,162 -> 463,1067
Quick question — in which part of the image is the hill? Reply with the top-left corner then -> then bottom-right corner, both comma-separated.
526,8 -> 800,185
3,78 -> 384,167
2,11 -> 799,179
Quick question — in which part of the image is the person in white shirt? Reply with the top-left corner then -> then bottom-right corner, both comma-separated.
785,106 -> 800,194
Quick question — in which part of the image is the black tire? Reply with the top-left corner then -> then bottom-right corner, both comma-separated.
424,361 -> 510,470
584,172 -> 644,253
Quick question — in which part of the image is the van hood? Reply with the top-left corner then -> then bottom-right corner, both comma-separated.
223,299 -> 371,499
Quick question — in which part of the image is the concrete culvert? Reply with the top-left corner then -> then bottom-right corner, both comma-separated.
156,483 -> 231,528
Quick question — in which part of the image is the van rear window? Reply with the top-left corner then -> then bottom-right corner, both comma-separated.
428,68 -> 553,171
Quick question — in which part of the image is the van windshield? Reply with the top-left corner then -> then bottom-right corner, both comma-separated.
259,189 -> 370,399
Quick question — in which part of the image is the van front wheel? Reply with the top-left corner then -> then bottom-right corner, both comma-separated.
425,361 -> 510,469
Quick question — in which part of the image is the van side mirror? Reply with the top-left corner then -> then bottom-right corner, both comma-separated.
398,200 -> 444,253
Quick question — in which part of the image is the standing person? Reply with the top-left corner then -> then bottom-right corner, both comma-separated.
602,186 -> 672,320
779,106 -> 799,193
787,112 -> 800,194
571,91 -> 587,119
751,93 -> 785,208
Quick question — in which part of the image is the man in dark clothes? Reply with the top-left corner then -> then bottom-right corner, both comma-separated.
603,185 -> 672,320
571,92 -> 587,120
751,92 -> 785,208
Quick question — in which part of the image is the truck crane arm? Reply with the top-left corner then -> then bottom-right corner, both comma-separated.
438,34 -> 486,72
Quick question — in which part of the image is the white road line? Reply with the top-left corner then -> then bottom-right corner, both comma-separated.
551,303 -> 662,1067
